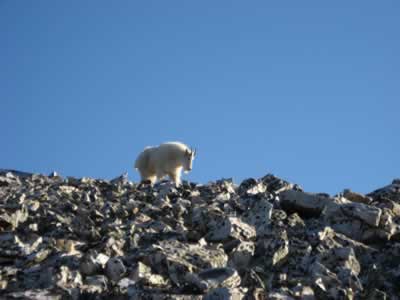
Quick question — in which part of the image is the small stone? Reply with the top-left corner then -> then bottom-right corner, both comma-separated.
133,262 -> 169,287
228,241 -> 255,270
105,257 -> 126,282
203,287 -> 245,300
83,275 -> 108,294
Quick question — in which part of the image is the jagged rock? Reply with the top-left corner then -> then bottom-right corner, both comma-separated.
341,202 -> 382,227
280,190 -> 337,217
0,233 -> 37,255
266,291 -> 295,300
261,173 -> 302,194
242,198 -> 273,236
0,205 -> 29,230
105,257 -> 126,282
82,275 -> 108,294
342,189 -> 372,204
329,217 -> 365,241
380,199 -> 400,217
117,277 -> 136,294
255,229 -> 289,268
0,172 -> 21,186
197,267 -> 241,290
368,179 -> 400,202
133,261 -> 170,287
238,178 -> 266,196
309,262 -> 342,296
1,171 -> 400,298
111,172 -> 129,185
206,217 -> 256,242
56,265 -> 83,290
80,251 -> 107,276
228,241 -> 255,270
143,240 -> 228,287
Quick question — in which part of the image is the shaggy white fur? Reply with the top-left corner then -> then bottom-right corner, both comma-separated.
134,141 -> 196,186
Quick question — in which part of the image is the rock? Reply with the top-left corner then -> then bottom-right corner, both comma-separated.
309,262 -> 341,295
342,189 -> 372,204
80,251 -> 102,276
144,240 -> 228,287
242,198 -> 273,236
1,170 -> 400,298
203,287 -> 245,300
341,202 -> 382,227
0,205 -> 29,230
329,217 -> 364,241
82,275 -> 108,294
292,284 -> 315,299
381,199 -> 400,217
206,217 -> 256,242
228,241 -> 255,270
261,173 -> 302,194
238,178 -> 266,196
255,229 -> 289,268
280,190 -> 337,218
111,172 -> 129,185
133,261 -> 169,287
198,267 -> 241,289
365,288 -> 388,300
105,257 -> 126,282
368,179 -> 400,202
117,277 -> 136,293
56,265 -> 83,289
0,172 -> 21,187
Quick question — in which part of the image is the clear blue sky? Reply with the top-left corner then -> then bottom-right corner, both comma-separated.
1,1 -> 399,195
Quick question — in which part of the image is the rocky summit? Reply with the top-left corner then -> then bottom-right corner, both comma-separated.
1,170 -> 400,300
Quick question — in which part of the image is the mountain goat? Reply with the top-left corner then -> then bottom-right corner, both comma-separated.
134,142 -> 196,186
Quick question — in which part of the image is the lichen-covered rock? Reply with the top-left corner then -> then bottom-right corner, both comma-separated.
206,217 -> 256,242
228,241 -> 255,270
141,239 -> 228,288
341,202 -> 382,227
242,198 -> 273,236
254,229 -> 289,268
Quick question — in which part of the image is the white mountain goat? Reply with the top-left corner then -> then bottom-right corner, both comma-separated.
134,142 -> 196,186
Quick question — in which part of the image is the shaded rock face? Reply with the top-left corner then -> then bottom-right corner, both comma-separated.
0,170 -> 400,299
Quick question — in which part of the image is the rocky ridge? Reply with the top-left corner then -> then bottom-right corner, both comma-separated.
1,169 -> 400,299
